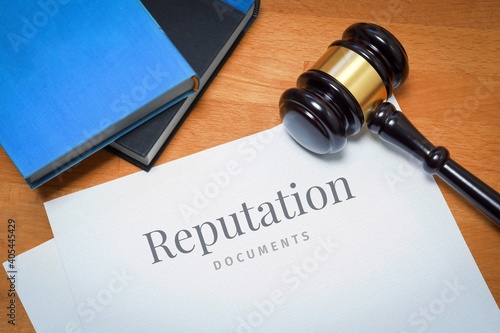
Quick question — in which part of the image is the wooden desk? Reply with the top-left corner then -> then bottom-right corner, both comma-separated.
1,1 -> 498,331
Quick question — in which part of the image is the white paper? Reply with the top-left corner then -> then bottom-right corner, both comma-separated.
7,100 -> 500,332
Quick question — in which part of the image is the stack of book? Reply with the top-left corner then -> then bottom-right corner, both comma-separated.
0,0 -> 260,188
109,0 -> 260,169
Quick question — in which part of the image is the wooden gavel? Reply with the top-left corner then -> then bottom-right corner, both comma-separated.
279,23 -> 500,226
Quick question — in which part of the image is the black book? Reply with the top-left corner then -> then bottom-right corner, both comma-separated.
107,0 -> 260,170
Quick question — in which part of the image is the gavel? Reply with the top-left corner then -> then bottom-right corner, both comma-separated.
279,23 -> 500,226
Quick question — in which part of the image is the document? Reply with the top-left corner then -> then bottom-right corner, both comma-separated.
6,100 -> 500,332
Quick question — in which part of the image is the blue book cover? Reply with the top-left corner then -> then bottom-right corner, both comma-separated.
0,0 -> 198,188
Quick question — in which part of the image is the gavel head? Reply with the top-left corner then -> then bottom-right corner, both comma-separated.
279,23 -> 409,154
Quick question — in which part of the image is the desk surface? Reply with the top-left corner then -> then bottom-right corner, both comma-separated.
1,1 -> 499,331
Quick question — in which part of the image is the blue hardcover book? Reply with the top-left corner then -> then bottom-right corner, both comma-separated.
0,0 -> 198,188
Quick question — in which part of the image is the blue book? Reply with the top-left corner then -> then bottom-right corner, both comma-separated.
0,0 -> 198,188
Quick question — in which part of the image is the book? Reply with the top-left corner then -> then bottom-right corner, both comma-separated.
0,0 -> 198,188
108,0 -> 260,169
6,99 -> 500,332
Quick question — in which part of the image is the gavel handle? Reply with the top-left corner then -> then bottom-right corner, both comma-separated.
368,102 -> 500,226
439,160 -> 500,225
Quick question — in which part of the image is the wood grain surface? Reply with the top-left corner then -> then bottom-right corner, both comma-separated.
1,1 -> 499,331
